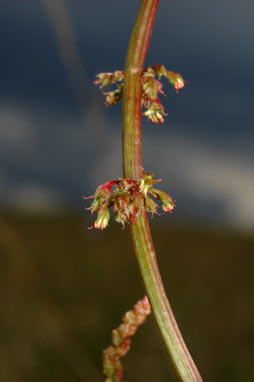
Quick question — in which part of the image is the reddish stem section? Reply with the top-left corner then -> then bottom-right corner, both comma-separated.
122,0 -> 159,180
122,1 -> 203,381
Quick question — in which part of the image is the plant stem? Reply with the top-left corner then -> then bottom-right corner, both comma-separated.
122,1 -> 203,381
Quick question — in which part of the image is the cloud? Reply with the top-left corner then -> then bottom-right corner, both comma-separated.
5,183 -> 64,213
0,104 -> 36,153
0,100 -> 104,209
164,138 -> 253,230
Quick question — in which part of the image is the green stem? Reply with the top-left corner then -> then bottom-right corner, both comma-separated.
122,1 -> 203,381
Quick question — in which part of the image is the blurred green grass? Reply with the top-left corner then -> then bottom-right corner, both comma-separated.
0,213 -> 253,381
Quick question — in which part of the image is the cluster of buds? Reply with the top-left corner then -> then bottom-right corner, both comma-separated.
103,296 -> 151,382
94,65 -> 186,124
142,65 -> 186,123
84,173 -> 175,230
94,70 -> 124,88
94,71 -> 124,106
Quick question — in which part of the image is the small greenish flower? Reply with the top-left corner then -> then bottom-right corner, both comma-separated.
104,84 -> 123,106
143,101 -> 166,124
142,78 -> 165,100
167,71 -> 186,93
153,64 -> 168,79
94,71 -> 124,88
151,188 -> 175,213
144,195 -> 159,216
84,180 -> 118,230
93,205 -> 110,230
85,180 -> 117,213
113,179 -> 140,227
139,172 -> 161,195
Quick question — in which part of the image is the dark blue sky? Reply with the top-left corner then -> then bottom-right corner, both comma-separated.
0,0 -> 253,230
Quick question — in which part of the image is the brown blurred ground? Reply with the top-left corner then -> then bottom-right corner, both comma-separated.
0,213 -> 253,381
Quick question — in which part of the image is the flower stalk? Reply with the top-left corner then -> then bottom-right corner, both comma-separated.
88,0 -> 204,380
122,0 -> 203,381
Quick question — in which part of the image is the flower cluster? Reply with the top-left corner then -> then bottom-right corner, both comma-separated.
85,173 -> 175,230
94,65 -> 186,124
142,65 -> 186,123
94,71 -> 124,106
103,296 -> 151,382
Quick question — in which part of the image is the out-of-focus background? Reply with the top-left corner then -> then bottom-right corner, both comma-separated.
0,1 -> 253,381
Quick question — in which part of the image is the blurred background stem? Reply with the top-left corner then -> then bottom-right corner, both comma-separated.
122,1 -> 203,381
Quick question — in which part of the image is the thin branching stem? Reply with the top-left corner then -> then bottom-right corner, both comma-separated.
122,1 -> 203,381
